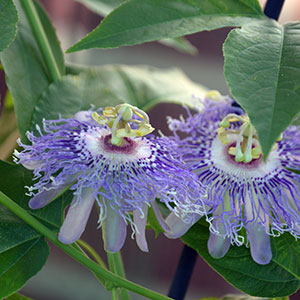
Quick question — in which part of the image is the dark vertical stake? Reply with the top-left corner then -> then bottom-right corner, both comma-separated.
264,0 -> 285,20
168,245 -> 198,300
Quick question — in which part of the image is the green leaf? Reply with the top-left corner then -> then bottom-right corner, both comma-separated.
0,0 -> 64,141
0,205 -> 40,254
73,0 -> 198,55
271,234 -> 300,284
0,160 -> 72,229
0,236 -> 49,299
6,293 -> 32,300
0,199 -> 49,299
0,25 -> 49,142
73,65 -> 207,111
30,64 -> 207,132
182,220 -> 300,297
199,296 -> 290,300
223,19 -> 300,159
67,0 -> 265,52
292,115 -> 300,126
147,206 -> 164,238
0,0 -> 18,52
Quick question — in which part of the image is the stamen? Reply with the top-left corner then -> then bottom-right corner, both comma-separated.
92,104 -> 155,146
218,113 -> 262,163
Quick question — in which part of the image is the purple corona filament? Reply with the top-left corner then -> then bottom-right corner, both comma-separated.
166,92 -> 300,265
14,105 -> 205,253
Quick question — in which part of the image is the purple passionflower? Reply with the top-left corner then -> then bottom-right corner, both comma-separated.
14,104 -> 204,252
165,92 -> 300,265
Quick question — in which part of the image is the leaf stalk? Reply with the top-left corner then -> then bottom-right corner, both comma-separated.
20,0 -> 61,81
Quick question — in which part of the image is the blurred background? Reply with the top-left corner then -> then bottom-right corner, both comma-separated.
1,0 -> 300,299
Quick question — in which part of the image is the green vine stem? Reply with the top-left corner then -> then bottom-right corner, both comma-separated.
0,191 -> 172,300
111,288 -> 118,300
107,252 -> 131,300
72,241 -> 109,288
20,0 -> 62,81
77,239 -> 107,269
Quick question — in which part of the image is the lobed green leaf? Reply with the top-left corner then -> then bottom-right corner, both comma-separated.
223,19 -> 300,159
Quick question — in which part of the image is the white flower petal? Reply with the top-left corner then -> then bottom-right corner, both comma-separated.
133,204 -> 149,252
151,201 -> 170,232
103,204 -> 127,252
208,232 -> 231,259
248,223 -> 272,265
164,212 -> 201,239
58,188 -> 94,244
29,184 -> 66,209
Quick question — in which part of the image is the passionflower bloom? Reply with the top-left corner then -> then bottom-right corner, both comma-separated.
166,92 -> 300,265
14,104 -> 204,252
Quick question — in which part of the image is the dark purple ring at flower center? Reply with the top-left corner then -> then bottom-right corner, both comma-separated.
102,134 -> 137,154
225,142 -> 262,169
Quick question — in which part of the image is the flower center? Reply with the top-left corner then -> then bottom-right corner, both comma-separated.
92,104 -> 154,146
225,141 -> 262,168
102,134 -> 136,154
217,113 -> 262,164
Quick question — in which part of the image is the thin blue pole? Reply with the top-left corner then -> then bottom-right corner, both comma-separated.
264,0 -> 285,20
168,245 -> 197,300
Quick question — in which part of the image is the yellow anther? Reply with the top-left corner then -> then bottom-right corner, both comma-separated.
217,127 -> 229,144
117,124 -> 154,138
277,133 -> 283,142
272,143 -> 278,151
219,118 -> 230,128
107,119 -> 115,128
228,147 -> 236,155
103,107 -> 117,117
135,110 -> 145,120
251,147 -> 262,159
92,112 -> 108,125
219,114 -> 244,129
136,123 -> 155,136
205,90 -> 222,101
